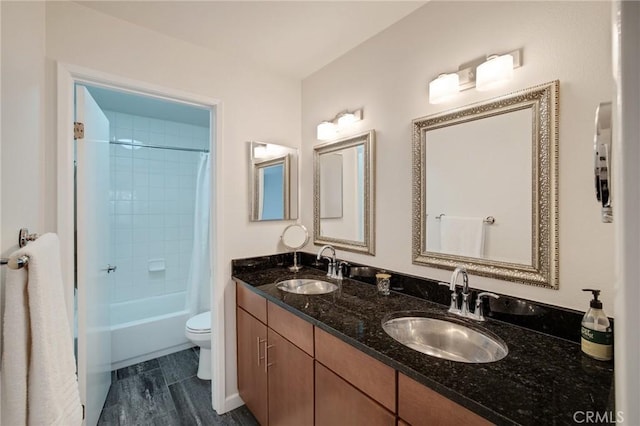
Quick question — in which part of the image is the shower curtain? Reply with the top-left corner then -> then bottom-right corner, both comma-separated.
186,152 -> 211,316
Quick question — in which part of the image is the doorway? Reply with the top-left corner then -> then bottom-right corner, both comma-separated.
58,64 -> 221,426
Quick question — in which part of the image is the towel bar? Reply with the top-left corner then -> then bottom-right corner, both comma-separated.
0,255 -> 30,269
435,214 -> 496,224
0,228 -> 38,269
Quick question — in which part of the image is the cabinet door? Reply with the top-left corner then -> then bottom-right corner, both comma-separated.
237,307 -> 268,425
267,329 -> 314,426
315,362 -> 395,426
398,373 -> 492,426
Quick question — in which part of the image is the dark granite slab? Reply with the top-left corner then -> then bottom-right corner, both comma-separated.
232,263 -> 614,426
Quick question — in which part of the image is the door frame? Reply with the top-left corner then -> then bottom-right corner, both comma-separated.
56,62 -> 227,414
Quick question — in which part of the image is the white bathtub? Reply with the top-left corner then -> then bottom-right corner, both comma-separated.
110,292 -> 192,370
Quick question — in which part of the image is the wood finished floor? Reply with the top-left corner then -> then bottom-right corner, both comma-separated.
98,348 -> 258,426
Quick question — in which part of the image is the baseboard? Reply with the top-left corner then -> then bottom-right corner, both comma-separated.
219,392 -> 244,414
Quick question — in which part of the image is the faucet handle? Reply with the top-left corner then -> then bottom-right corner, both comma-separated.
334,260 -> 351,280
337,261 -> 350,280
438,282 -> 460,314
472,292 -> 499,321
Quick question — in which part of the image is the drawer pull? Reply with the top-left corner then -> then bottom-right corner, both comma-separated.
265,344 -> 275,372
257,337 -> 266,366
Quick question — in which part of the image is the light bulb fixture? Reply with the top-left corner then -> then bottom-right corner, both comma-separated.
317,121 -> 338,141
317,108 -> 363,140
253,143 -> 268,159
428,73 -> 460,104
253,142 -> 288,159
476,54 -> 514,92
427,48 -> 522,104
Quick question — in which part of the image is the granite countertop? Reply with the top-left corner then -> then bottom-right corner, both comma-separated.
233,265 -> 614,426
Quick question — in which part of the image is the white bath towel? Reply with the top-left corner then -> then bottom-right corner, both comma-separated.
440,216 -> 485,258
1,233 -> 83,426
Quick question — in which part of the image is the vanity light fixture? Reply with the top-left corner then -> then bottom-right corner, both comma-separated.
476,54 -> 514,92
252,142 -> 288,159
428,73 -> 460,104
428,49 -> 522,104
317,108 -> 363,140
317,121 -> 338,141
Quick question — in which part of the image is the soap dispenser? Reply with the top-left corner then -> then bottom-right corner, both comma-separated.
580,289 -> 613,361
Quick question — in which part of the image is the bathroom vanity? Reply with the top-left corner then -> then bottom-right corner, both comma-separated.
232,255 -> 613,425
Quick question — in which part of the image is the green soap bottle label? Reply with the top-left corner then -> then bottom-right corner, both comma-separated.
581,326 -> 612,345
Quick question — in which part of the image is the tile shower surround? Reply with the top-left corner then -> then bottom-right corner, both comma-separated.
105,110 -> 209,304
232,253 -> 615,425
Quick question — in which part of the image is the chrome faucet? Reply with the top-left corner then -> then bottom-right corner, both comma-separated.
439,266 -> 500,321
317,245 -> 338,279
451,267 -> 471,316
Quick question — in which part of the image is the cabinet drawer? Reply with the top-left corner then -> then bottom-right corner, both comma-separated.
267,301 -> 314,356
315,327 -> 396,412
236,280 -> 267,323
315,362 -> 395,426
398,373 -> 493,426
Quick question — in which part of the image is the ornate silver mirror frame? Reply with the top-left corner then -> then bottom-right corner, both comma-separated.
249,141 -> 298,221
313,130 -> 376,255
412,81 -> 559,288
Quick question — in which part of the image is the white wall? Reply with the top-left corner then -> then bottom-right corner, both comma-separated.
301,1 -> 615,314
0,4 -> 46,410
1,0 -> 301,409
1,2 -> 46,253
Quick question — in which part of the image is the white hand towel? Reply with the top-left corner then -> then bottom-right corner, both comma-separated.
440,216 -> 485,258
1,233 -> 83,426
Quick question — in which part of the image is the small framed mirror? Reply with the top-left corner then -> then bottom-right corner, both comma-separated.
313,130 -> 375,255
412,81 -> 559,288
249,141 -> 299,221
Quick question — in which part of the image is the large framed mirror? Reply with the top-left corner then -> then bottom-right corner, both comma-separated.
412,81 -> 559,288
249,141 -> 299,221
314,130 -> 375,255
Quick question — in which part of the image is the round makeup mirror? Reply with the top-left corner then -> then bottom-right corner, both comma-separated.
281,224 -> 309,271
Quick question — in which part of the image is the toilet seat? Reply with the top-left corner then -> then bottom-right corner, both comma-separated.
186,311 -> 211,334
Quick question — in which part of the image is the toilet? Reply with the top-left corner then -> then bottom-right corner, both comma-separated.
185,311 -> 212,380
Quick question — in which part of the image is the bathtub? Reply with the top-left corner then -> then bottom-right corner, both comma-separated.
110,292 -> 193,370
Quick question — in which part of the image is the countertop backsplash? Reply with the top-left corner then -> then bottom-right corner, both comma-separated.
232,251 -> 612,344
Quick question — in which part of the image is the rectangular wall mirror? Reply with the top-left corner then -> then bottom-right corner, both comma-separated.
412,81 -> 559,288
314,130 -> 375,255
249,141 -> 299,221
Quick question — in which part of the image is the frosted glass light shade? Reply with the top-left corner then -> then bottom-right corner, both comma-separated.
428,73 -> 460,104
476,54 -> 514,91
317,121 -> 338,140
337,112 -> 357,127
253,145 -> 268,158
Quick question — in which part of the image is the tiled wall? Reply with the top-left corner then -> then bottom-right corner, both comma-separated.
105,110 -> 209,304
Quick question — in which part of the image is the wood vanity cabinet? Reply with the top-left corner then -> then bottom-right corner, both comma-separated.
237,307 -> 268,425
315,362 -> 395,426
398,373 -> 493,426
236,281 -> 493,426
236,282 -> 314,426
